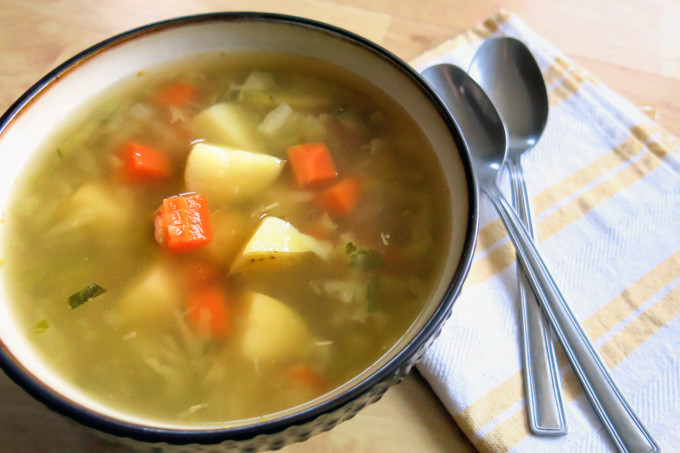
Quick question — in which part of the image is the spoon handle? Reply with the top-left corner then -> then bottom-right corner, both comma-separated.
508,159 -> 567,436
483,182 -> 658,453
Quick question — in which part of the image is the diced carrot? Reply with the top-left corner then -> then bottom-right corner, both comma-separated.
287,143 -> 338,187
154,194 -> 212,251
382,247 -> 409,278
285,363 -> 326,394
154,83 -> 197,107
183,260 -> 220,288
302,222 -> 331,241
301,214 -> 336,241
315,177 -> 361,216
187,285 -> 231,338
119,141 -> 171,183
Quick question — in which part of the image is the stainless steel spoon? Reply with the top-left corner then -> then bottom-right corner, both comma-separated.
422,63 -> 657,453
469,37 -> 566,436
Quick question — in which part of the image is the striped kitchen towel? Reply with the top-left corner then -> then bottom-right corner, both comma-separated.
412,10 -> 680,453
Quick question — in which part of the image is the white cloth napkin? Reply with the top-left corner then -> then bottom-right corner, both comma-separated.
411,10 -> 680,453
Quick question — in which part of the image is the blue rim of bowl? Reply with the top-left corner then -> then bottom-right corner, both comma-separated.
0,11 -> 479,445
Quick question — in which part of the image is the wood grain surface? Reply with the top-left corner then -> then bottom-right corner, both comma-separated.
0,1 -> 677,452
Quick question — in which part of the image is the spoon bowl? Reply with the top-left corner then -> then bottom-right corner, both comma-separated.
421,64 -> 507,184
469,37 -> 548,153
422,62 -> 657,453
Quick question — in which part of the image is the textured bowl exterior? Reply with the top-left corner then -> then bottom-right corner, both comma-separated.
84,306 -> 455,452
0,12 -> 478,451
90,341 -> 436,451
92,378 -> 397,452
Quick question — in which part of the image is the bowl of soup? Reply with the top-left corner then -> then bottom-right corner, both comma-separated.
0,12 -> 476,450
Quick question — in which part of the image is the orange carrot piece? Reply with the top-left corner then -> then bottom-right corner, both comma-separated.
119,142 -> 171,183
187,286 -> 231,338
302,222 -> 331,241
154,83 -> 197,107
301,214 -> 336,240
285,363 -> 326,393
315,177 -> 361,216
183,260 -> 220,288
154,194 -> 212,251
287,143 -> 338,187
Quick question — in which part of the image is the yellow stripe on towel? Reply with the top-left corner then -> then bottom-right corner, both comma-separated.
408,10 -> 680,452
457,249 -> 680,432
478,281 -> 680,452
468,132 -> 668,286
475,137 -> 643,264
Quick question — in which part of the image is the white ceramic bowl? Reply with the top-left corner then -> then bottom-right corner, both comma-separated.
0,12 -> 477,451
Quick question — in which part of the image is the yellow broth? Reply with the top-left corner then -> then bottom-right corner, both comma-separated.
2,53 -> 453,426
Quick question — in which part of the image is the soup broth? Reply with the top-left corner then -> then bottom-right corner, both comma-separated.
2,52 -> 452,426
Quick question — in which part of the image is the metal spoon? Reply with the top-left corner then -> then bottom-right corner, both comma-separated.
469,37 -> 566,436
421,63 -> 657,453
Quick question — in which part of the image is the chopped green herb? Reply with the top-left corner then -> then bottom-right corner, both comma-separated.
69,283 -> 106,309
56,148 -> 64,159
35,319 -> 49,334
349,249 -> 383,270
99,107 -> 118,125
345,242 -> 357,255
366,277 -> 380,313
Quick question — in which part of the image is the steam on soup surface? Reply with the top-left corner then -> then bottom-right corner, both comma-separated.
3,52 -> 452,426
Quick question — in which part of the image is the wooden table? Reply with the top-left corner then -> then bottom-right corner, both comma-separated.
0,1 -> 677,452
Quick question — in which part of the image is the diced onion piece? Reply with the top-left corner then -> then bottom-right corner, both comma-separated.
239,71 -> 276,95
257,103 -> 293,136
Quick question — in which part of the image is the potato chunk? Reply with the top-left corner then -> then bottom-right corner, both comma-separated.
184,143 -> 283,205
202,208 -> 252,265
239,291 -> 310,361
231,216 -> 332,271
189,103 -> 261,150
117,265 -> 181,325
58,183 -> 132,234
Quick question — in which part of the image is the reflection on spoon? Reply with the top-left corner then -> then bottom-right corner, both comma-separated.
469,37 -> 565,436
422,63 -> 657,453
